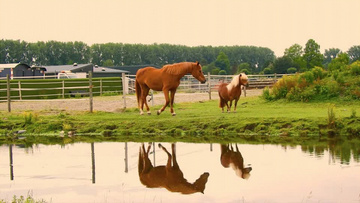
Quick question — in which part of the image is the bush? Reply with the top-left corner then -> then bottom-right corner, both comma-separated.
287,67 -> 297,74
311,66 -> 326,80
263,67 -> 273,74
350,61 -> 360,75
262,87 -> 274,101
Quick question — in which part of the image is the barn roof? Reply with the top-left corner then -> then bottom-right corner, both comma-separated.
36,63 -> 93,73
93,66 -> 129,73
0,63 -> 31,71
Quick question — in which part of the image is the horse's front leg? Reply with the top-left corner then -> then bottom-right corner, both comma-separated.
228,100 -> 233,113
157,89 -> 170,115
233,98 -> 239,113
169,90 -> 176,116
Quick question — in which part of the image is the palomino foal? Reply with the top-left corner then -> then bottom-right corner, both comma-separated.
218,73 -> 248,113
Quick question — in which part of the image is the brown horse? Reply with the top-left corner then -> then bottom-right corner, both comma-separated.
218,73 -> 248,113
138,143 -> 210,194
220,144 -> 252,179
135,62 -> 206,116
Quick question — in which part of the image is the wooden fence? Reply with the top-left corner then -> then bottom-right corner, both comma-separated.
1,73 -> 289,113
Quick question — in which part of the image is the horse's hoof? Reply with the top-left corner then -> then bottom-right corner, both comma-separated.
140,112 -> 144,115
147,112 -> 151,115
172,113 -> 176,116
157,110 -> 161,115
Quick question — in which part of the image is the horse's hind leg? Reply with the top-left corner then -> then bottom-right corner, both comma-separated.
140,85 -> 151,115
157,89 -> 170,115
169,90 -> 176,116
143,88 -> 151,115
158,143 -> 172,167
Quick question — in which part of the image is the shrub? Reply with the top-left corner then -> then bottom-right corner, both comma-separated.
350,61 -> 360,75
298,71 -> 314,86
287,67 -> 297,74
263,67 -> 272,74
262,87 -> 273,101
311,66 -> 326,80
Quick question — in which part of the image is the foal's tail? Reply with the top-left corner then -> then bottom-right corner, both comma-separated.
135,79 -> 141,108
219,97 -> 226,108
218,91 -> 225,108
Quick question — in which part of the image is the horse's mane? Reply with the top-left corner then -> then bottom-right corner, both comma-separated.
162,62 -> 193,75
226,74 -> 247,91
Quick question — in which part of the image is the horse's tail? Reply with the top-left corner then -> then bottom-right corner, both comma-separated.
218,87 -> 225,108
219,97 -> 225,108
135,79 -> 141,108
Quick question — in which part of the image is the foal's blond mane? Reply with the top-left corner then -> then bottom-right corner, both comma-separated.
226,73 -> 247,91
162,62 -> 193,75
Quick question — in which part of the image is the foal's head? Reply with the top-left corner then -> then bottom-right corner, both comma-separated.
239,73 -> 249,86
191,62 -> 206,84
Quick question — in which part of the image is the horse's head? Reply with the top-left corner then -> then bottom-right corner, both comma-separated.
191,62 -> 206,84
239,73 -> 249,86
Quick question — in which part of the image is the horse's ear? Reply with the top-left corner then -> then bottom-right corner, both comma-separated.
196,61 -> 200,66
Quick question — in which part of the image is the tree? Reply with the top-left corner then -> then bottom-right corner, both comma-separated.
347,45 -> 360,63
273,56 -> 293,74
284,44 -> 305,72
327,53 -> 349,72
303,39 -> 324,70
323,48 -> 341,67
237,63 -> 250,74
103,59 -> 114,67
284,44 -> 303,60
215,51 -> 230,74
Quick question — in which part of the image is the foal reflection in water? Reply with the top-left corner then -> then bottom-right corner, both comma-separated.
138,143 -> 210,194
220,144 -> 252,179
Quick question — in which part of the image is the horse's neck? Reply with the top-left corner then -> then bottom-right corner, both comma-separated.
164,63 -> 192,78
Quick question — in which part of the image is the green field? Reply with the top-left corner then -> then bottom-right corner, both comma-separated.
1,95 -> 359,145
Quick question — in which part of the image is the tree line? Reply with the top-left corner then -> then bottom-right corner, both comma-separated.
1,39 -> 359,75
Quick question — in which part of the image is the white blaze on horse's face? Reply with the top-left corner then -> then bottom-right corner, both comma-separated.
192,62 -> 207,84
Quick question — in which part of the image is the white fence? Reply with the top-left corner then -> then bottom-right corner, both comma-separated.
1,73 -> 289,112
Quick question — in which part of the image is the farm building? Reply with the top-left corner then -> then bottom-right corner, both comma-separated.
0,63 -> 45,79
36,63 -> 94,77
93,65 -> 129,77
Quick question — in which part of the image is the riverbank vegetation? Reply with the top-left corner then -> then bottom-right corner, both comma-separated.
1,95 -> 359,145
263,59 -> 360,102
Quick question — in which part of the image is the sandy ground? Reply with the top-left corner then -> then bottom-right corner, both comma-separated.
0,89 -> 263,113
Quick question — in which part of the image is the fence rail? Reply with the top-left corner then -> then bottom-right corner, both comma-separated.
1,73 -> 291,112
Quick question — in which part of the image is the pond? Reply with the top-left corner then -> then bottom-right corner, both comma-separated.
0,142 -> 359,202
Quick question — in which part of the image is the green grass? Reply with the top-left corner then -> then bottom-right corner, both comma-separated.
1,96 -> 360,145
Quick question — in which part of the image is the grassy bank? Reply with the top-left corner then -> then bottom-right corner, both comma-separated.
1,95 -> 360,145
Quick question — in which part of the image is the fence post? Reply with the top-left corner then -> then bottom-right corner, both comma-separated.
100,79 -> 103,96
274,73 -> 277,83
122,73 -> 127,109
89,71 -> 93,113
207,72 -> 211,100
7,74 -> 11,112
62,80 -> 65,99
18,81 -> 22,100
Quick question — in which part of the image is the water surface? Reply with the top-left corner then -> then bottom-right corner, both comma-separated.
0,142 -> 359,202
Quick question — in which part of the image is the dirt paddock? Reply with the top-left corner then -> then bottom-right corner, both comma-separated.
0,89 -> 263,113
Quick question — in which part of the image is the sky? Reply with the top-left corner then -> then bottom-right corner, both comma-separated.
0,0 -> 359,57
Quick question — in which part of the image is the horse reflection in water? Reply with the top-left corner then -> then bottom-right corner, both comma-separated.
220,144 -> 252,179
138,143 -> 210,194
